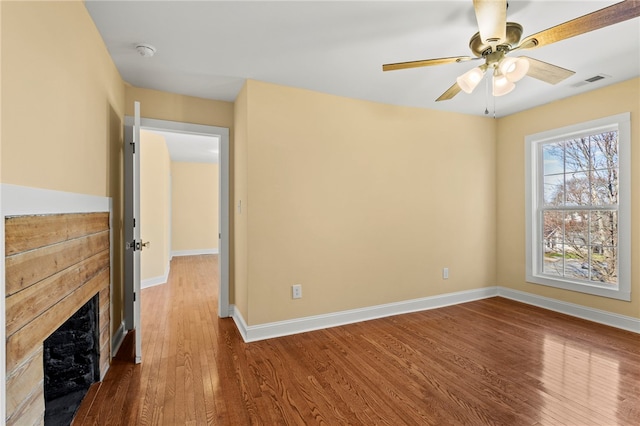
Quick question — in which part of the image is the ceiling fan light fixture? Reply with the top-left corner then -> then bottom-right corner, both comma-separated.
499,57 -> 529,82
492,73 -> 515,97
456,66 -> 485,94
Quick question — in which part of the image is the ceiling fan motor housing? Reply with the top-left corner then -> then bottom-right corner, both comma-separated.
469,22 -> 523,57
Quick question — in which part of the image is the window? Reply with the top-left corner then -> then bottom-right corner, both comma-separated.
525,113 -> 630,301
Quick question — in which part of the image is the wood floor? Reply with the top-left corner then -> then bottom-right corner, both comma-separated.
73,255 -> 640,425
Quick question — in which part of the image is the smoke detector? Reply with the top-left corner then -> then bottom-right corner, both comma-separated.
135,43 -> 156,58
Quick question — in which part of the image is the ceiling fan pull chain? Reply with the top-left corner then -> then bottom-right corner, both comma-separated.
493,90 -> 497,119
490,76 -> 497,119
484,76 -> 489,115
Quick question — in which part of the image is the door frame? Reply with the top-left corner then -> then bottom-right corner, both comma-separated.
135,117 -> 230,317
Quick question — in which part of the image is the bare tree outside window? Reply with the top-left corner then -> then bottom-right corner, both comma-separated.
541,131 -> 618,285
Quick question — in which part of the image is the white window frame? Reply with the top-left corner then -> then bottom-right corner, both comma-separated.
525,112 -> 630,301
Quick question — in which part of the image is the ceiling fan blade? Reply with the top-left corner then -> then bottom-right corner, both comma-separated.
473,0 -> 507,45
518,0 -> 640,50
436,82 -> 463,102
522,57 -> 575,84
383,56 -> 473,72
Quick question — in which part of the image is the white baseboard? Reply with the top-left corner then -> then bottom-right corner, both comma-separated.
497,287 -> 640,333
231,287 -> 498,342
231,306 -> 250,342
141,262 -> 170,289
141,275 -> 168,289
111,321 -> 127,358
230,285 -> 640,343
171,248 -> 218,258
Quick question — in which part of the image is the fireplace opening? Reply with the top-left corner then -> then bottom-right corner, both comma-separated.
43,294 -> 100,425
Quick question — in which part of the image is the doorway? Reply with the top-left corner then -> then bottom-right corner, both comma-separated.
137,118 -> 230,318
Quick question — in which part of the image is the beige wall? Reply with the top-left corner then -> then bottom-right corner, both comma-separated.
125,86 -> 234,129
496,77 -> 640,319
238,80 -> 497,325
1,1 -> 126,337
140,131 -> 171,281
171,162 -> 219,253
2,1 -> 124,196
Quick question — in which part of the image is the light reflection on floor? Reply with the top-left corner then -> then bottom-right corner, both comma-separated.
537,335 -> 620,425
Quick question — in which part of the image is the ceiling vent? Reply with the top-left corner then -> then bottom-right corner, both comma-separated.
572,74 -> 610,88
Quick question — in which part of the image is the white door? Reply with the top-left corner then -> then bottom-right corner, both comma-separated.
124,102 -> 142,363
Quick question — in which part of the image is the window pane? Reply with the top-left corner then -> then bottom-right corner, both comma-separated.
564,138 -> 590,173
590,131 -> 618,171
564,172 -> 590,206
543,250 -> 564,277
543,211 -> 564,277
591,246 -> 617,285
564,211 -> 589,245
590,209 -> 618,285
543,143 -> 564,176
591,168 -> 618,205
543,175 -> 564,206
590,210 -> 617,247
563,245 -> 589,281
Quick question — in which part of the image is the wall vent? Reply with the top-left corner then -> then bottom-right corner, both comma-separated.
572,74 -> 610,88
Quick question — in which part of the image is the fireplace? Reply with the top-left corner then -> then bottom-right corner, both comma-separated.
4,212 -> 111,425
43,295 -> 100,425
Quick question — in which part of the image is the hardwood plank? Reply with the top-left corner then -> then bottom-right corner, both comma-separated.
71,382 -> 102,426
138,284 -> 167,426
5,249 -> 109,336
74,256 -> 640,426
6,267 -> 110,373
5,230 -> 109,295
5,212 -> 109,256
5,349 -> 43,420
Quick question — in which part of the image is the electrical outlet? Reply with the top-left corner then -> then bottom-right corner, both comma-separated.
292,284 -> 302,299
443,268 -> 449,280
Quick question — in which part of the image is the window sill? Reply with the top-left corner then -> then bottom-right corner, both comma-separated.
526,273 -> 630,301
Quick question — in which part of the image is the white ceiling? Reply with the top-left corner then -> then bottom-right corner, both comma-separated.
146,129 -> 220,163
85,0 -> 640,119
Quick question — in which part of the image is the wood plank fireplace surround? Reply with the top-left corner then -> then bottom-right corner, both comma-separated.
4,213 -> 111,425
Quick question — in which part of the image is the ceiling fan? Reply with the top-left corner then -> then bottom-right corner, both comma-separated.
382,0 -> 640,101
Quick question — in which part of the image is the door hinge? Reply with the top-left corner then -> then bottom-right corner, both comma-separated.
133,292 -> 136,302
133,218 -> 136,228
130,141 -> 136,154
